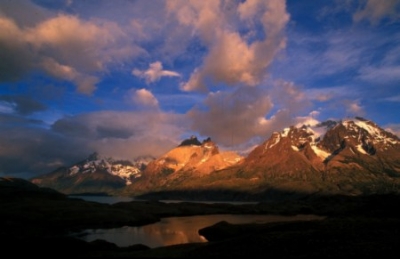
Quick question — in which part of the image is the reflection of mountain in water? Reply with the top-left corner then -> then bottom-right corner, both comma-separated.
75,214 -> 325,248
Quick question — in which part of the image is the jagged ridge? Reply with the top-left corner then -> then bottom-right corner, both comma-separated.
31,153 -> 155,194
31,117 -> 400,199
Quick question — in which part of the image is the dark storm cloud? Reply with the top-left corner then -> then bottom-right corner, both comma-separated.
0,113 -> 43,126
52,113 -> 141,140
0,120 -> 91,178
48,110 -> 187,164
0,36 -> 35,82
96,126 -> 134,139
51,116 -> 92,138
1,107 -> 187,179
0,95 -> 47,115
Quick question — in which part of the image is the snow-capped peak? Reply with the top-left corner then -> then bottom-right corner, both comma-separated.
310,120 -> 338,140
341,117 -> 399,145
68,153 -> 154,185
262,117 -> 400,160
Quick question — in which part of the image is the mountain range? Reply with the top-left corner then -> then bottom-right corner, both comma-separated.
31,153 -> 154,195
31,117 -> 400,201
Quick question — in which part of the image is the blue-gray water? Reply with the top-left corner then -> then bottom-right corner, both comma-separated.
68,195 -> 136,204
68,195 -> 259,205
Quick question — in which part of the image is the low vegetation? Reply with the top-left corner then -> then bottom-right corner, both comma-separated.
1,177 -> 400,257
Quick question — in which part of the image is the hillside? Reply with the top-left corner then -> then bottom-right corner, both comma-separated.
31,117 -> 400,201
132,117 -> 400,201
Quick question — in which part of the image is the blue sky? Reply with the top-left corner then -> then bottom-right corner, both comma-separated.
1,0 -> 400,178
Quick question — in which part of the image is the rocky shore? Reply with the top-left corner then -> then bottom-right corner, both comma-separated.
1,177 -> 400,258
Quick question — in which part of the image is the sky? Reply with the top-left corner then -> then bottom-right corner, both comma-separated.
1,0 -> 400,179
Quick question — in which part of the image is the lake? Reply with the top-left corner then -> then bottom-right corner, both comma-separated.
68,195 -> 136,204
68,195 -> 259,205
72,213 -> 325,248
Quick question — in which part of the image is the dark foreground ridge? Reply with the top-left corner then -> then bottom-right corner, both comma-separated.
1,177 -> 400,258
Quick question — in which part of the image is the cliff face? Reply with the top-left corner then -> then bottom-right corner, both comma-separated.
31,118 -> 400,199
124,137 -> 243,193
230,117 -> 400,196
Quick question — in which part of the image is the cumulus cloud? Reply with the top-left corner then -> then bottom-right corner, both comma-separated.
188,87 -> 273,145
0,114 -> 89,178
353,0 -> 400,24
168,0 -> 289,92
294,111 -> 324,128
132,61 -> 180,84
187,80 -> 311,148
0,12 -> 142,94
0,109 -> 188,178
182,31 -> 261,91
52,110 -> 187,160
0,16 -> 35,81
130,88 -> 159,108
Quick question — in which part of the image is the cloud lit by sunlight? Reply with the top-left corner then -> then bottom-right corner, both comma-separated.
133,61 -> 181,84
0,0 -> 399,178
131,88 -> 159,108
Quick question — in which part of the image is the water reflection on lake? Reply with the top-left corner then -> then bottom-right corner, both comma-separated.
69,195 -> 135,204
74,214 -> 324,248
68,195 -> 259,205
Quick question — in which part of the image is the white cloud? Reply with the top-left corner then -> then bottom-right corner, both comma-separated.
132,61 -> 180,84
169,0 -> 289,92
0,13 -> 143,94
295,113 -> 321,127
166,1 -> 221,44
131,88 -> 159,108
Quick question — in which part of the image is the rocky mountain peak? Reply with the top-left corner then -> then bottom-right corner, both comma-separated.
244,117 -> 400,182
178,135 -> 201,146
86,152 -> 100,161
178,135 -> 215,147
74,153 -> 156,185
261,117 -> 399,157
31,116 -> 400,198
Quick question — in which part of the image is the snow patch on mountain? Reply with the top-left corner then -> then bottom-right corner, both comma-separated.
67,153 -> 154,185
356,144 -> 368,155
262,117 -> 400,160
281,128 -> 290,137
311,145 -> 330,160
343,117 -> 399,146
